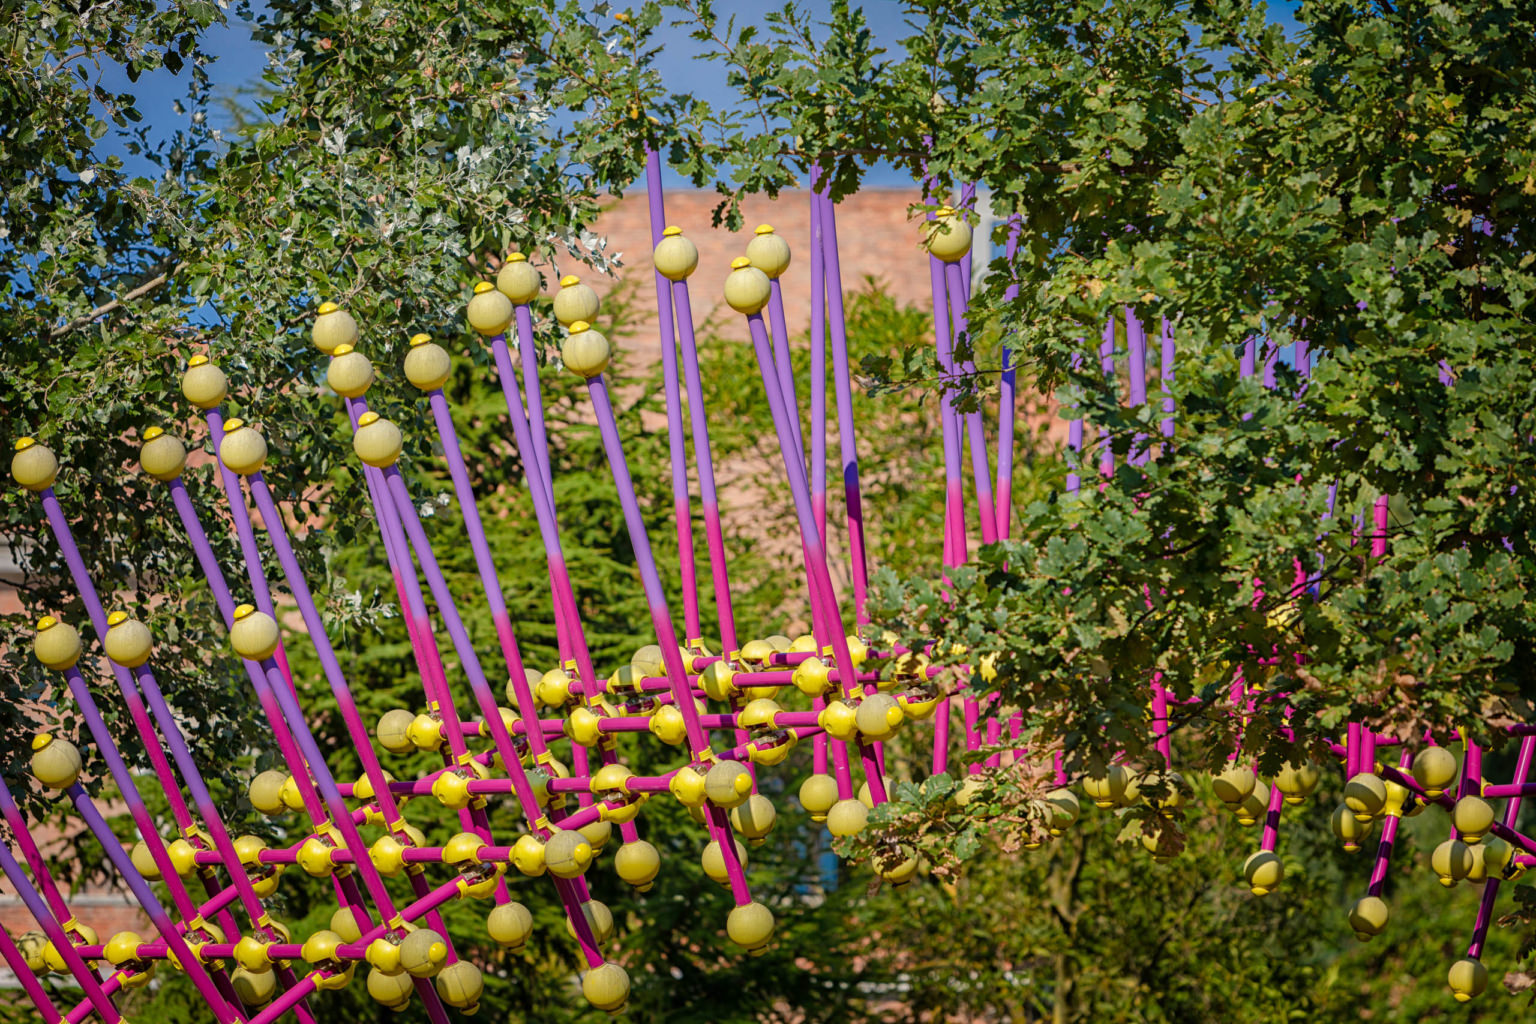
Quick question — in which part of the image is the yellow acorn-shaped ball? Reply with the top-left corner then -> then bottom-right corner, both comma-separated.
565,899 -> 615,945
399,928 -> 448,979
181,355 -> 228,409
16,931 -> 47,974
511,833 -> 546,876
582,963 -> 630,1015
1432,838 -> 1473,887
104,611 -> 152,668
878,847 -> 920,887
745,224 -> 791,279
1235,780 -> 1271,827
435,961 -> 483,1011
313,302 -> 359,354
704,759 -> 754,809
799,774 -> 838,822
727,901 -> 775,955
1343,773 -> 1388,822
404,334 -> 452,392
1212,763 -> 1256,805
1242,849 -> 1284,895
1465,842 -> 1490,885
219,419 -> 267,476
130,840 -> 160,880
730,793 -> 777,844
653,226 -> 699,281
1412,746 -> 1458,798
376,709 -> 416,755
30,733 -> 82,790
330,907 -> 363,945
544,829 -> 593,879
724,256 -> 771,315
924,206 -> 973,263
561,321 -> 611,379
104,930 -> 144,968
1274,761 -> 1321,804
857,780 -> 876,810
1349,895 -> 1390,940
33,616 -> 82,672
487,901 -> 534,949
827,797 -> 869,837
1482,835 -> 1515,876
233,966 -> 278,1006
855,693 -> 904,742
249,770 -> 289,816
614,839 -> 661,892
1453,795 -> 1495,843
353,411 -> 402,468
11,437 -> 59,492
1083,763 -> 1129,809
497,253 -> 541,304
467,281 -> 513,336
701,838 -> 748,885
229,604 -> 280,661
553,275 -> 600,326
139,427 -> 188,482
326,344 -> 374,398
1330,803 -> 1374,851
366,967 -> 414,1009
1045,788 -> 1081,832
1448,957 -> 1488,1002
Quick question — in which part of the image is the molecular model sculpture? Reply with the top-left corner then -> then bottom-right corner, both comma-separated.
3,149 -> 1531,1023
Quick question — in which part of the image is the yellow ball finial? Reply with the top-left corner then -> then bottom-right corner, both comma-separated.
104,613 -> 154,667
925,206 -> 973,263
182,356 -> 228,409
139,428 -> 188,482
654,228 -> 700,281
11,436 -> 59,492
326,344 -> 375,398
747,225 -> 792,278
467,282 -> 513,335
560,322 -> 611,379
353,413 -> 403,468
404,334 -> 452,391
725,259 -> 772,314
34,616 -> 83,671
553,276 -> 600,326
313,303 -> 359,354
497,254 -> 541,304
219,419 -> 268,476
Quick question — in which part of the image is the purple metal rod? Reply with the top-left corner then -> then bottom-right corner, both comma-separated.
809,164 -> 829,548
943,260 -> 1000,545
818,188 -> 872,623
767,275 -> 807,466
1467,735 -> 1536,957
928,249 -> 968,568
643,147 -> 703,643
743,312 -> 888,804
582,371 -> 753,902
1126,308 -> 1148,466
1365,751 -> 1413,896
1066,345 -> 1086,496
1160,319 -> 1176,441
1259,775 -> 1286,851
0,780 -> 123,1023
1098,319 -> 1116,477
995,215 -> 1023,540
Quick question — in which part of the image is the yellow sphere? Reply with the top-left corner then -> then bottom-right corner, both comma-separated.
653,227 -> 699,281
353,411 -> 403,468
1482,835 -> 1515,876
434,961 -> 483,1011
511,833 -> 546,876
723,257 -> 771,314
924,207 -> 973,263
230,604 -> 280,661
1273,761 -> 1320,804
233,966 -> 278,1006
1343,773 -> 1387,821
855,693 -> 904,742
581,962 -> 630,1014
1212,763 -> 1256,805
497,254 -> 541,304
1235,780 -> 1271,827
11,438 -> 59,492
366,966 -> 414,1009
30,733 -> 82,790
827,797 -> 869,837
16,931 -> 47,974
181,356 -> 228,409
1433,838 -> 1473,886
313,302 -> 359,354
399,928 -> 448,979
33,616 -> 82,671
614,839 -> 661,892
650,704 -> 687,745
103,612 -> 153,668
1330,802 -> 1374,851
130,840 -> 161,880
565,899 -> 615,945
1448,957 -> 1488,1002
544,829 -> 594,879
561,321 -> 611,379
376,709 -> 416,755
1083,763 -> 1129,809
139,428 -> 188,482
727,901 -> 775,955
1045,788 -> 1080,831
487,901 -> 534,949
704,759 -> 754,809
798,775 -> 838,822
730,793 -> 777,843
1412,746 -> 1458,798
878,847 -> 920,886
104,931 -> 144,967
219,419 -> 268,476
552,275 -> 600,326
577,818 -> 613,856
745,224 -> 791,279
404,334 -> 452,391
701,838 -> 748,885
249,770 -> 289,816
467,282 -> 514,336
1349,895 -> 1390,939
326,344 -> 375,398
1242,849 -> 1284,895
330,907 -> 363,945
1453,796 -> 1496,843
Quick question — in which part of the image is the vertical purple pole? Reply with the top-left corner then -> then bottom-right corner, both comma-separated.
809,167 -> 829,548
943,260 -> 999,544
1098,320 -> 1116,477
995,216 -> 1022,539
1126,308 -> 1148,466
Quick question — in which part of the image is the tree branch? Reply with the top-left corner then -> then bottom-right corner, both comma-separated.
49,258 -> 184,339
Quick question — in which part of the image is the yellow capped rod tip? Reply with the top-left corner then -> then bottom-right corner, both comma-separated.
730,256 -> 752,269
107,610 -> 130,627
332,343 -> 355,356
223,418 -> 244,433
473,281 -> 496,294
36,615 -> 58,631
187,354 -> 210,367
358,411 -> 381,426
559,274 -> 580,287
32,733 -> 53,752
14,437 -> 36,452
318,301 -> 340,315
409,333 -> 432,347
233,603 -> 256,621
143,426 -> 165,440
663,226 -> 683,237
568,320 -> 591,333
754,224 -> 775,235
506,252 -> 528,263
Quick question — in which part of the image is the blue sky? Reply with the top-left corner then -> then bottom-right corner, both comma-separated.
106,0 -> 1305,188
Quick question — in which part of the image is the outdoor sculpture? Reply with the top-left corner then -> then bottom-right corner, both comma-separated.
4,151 -> 1529,1022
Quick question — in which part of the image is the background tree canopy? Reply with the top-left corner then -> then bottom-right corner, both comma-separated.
3,0 -> 1535,1021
